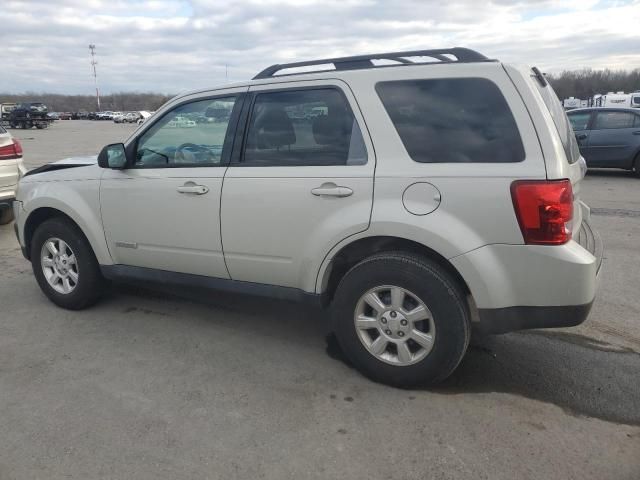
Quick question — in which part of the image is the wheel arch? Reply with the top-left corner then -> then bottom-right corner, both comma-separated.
23,207 -> 106,264
318,235 -> 472,305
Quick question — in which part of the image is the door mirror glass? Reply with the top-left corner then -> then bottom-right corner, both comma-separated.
98,143 -> 127,169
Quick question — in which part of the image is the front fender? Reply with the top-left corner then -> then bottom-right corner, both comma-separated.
20,180 -> 112,265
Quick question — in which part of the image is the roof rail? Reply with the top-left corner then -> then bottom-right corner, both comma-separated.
253,47 -> 493,80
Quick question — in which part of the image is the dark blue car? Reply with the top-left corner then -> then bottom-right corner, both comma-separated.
567,107 -> 640,177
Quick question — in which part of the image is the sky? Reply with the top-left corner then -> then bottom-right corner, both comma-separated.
1,0 -> 639,95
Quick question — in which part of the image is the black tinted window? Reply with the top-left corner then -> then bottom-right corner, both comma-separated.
594,111 -> 635,130
376,78 -> 525,163
242,88 -> 367,166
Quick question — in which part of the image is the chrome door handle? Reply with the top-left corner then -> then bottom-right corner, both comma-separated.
177,182 -> 209,195
311,183 -> 353,198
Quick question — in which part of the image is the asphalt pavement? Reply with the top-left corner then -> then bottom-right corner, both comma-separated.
0,120 -> 638,479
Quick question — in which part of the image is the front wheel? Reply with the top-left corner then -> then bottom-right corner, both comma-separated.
331,252 -> 470,387
31,218 -> 104,310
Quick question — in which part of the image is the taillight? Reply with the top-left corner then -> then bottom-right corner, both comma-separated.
0,139 -> 23,160
511,179 -> 573,245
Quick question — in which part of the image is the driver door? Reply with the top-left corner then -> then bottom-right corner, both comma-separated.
100,90 -> 246,278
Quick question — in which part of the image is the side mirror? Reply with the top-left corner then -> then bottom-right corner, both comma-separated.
98,143 -> 128,169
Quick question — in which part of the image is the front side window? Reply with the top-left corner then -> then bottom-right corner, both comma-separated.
568,112 -> 591,131
135,96 -> 237,167
376,78 -> 525,163
593,111 -> 635,130
242,88 -> 367,166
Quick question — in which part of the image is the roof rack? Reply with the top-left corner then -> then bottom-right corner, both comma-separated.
253,47 -> 493,80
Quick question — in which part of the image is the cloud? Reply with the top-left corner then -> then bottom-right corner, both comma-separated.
0,0 -> 638,94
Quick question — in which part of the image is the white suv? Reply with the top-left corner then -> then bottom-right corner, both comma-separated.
12,48 -> 602,386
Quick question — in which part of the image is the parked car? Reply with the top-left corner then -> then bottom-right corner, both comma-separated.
123,112 -> 140,123
567,107 -> 640,176
58,112 -> 72,120
47,112 -> 60,120
12,48 -> 602,387
112,113 -> 126,123
0,125 -> 26,224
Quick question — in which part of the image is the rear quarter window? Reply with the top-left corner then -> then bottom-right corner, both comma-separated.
533,77 -> 580,164
375,78 -> 525,163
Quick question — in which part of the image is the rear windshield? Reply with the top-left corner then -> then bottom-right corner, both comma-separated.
533,75 -> 580,164
376,78 -> 525,163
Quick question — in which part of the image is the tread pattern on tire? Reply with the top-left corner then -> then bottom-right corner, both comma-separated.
332,250 -> 471,387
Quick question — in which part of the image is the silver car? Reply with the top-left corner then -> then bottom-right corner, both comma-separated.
0,125 -> 26,224
13,48 -> 603,387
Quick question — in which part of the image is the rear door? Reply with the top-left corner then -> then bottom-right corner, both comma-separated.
588,110 -> 639,168
220,80 -> 374,289
567,110 -> 593,162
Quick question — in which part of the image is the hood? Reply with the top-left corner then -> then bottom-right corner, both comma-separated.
23,155 -> 98,178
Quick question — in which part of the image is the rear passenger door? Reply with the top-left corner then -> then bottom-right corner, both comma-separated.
567,111 -> 593,161
588,110 -> 638,167
220,81 -> 374,290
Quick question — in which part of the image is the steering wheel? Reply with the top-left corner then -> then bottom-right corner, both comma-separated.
175,143 -> 206,163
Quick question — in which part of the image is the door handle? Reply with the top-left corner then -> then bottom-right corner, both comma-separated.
177,182 -> 209,195
576,133 -> 588,140
311,183 -> 353,198
632,131 -> 640,135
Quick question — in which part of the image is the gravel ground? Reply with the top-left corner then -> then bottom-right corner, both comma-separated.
0,120 -> 638,480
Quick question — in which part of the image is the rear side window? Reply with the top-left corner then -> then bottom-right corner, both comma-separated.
0,125 -> 6,134
594,111 -> 635,130
568,112 -> 591,131
242,88 -> 367,166
375,78 -> 525,163
533,76 -> 580,164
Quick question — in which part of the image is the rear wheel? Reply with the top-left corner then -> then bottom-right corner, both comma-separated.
331,252 -> 470,387
632,154 -> 640,178
31,218 -> 104,309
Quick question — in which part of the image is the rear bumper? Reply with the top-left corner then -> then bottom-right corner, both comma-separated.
452,216 -> 602,334
476,302 -> 593,334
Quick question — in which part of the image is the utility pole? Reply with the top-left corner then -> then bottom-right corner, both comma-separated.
89,44 -> 101,111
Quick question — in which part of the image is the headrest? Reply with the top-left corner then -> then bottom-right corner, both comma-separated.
312,111 -> 351,146
252,108 -> 296,149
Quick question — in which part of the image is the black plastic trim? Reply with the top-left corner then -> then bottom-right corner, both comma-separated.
476,301 -> 593,334
100,265 -> 325,307
253,47 -> 493,79
23,163 -> 93,177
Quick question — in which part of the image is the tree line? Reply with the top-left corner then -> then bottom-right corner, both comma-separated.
0,92 -> 173,112
1,68 -> 639,111
547,68 -> 640,100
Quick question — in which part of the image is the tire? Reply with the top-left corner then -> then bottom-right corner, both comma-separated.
0,207 -> 14,225
31,217 -> 104,310
632,154 -> 640,178
331,252 -> 470,387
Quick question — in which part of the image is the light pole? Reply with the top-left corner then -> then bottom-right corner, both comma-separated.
89,44 -> 101,111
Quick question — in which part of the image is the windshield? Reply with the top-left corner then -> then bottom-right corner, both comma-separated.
633,96 -> 640,105
533,73 -> 580,164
